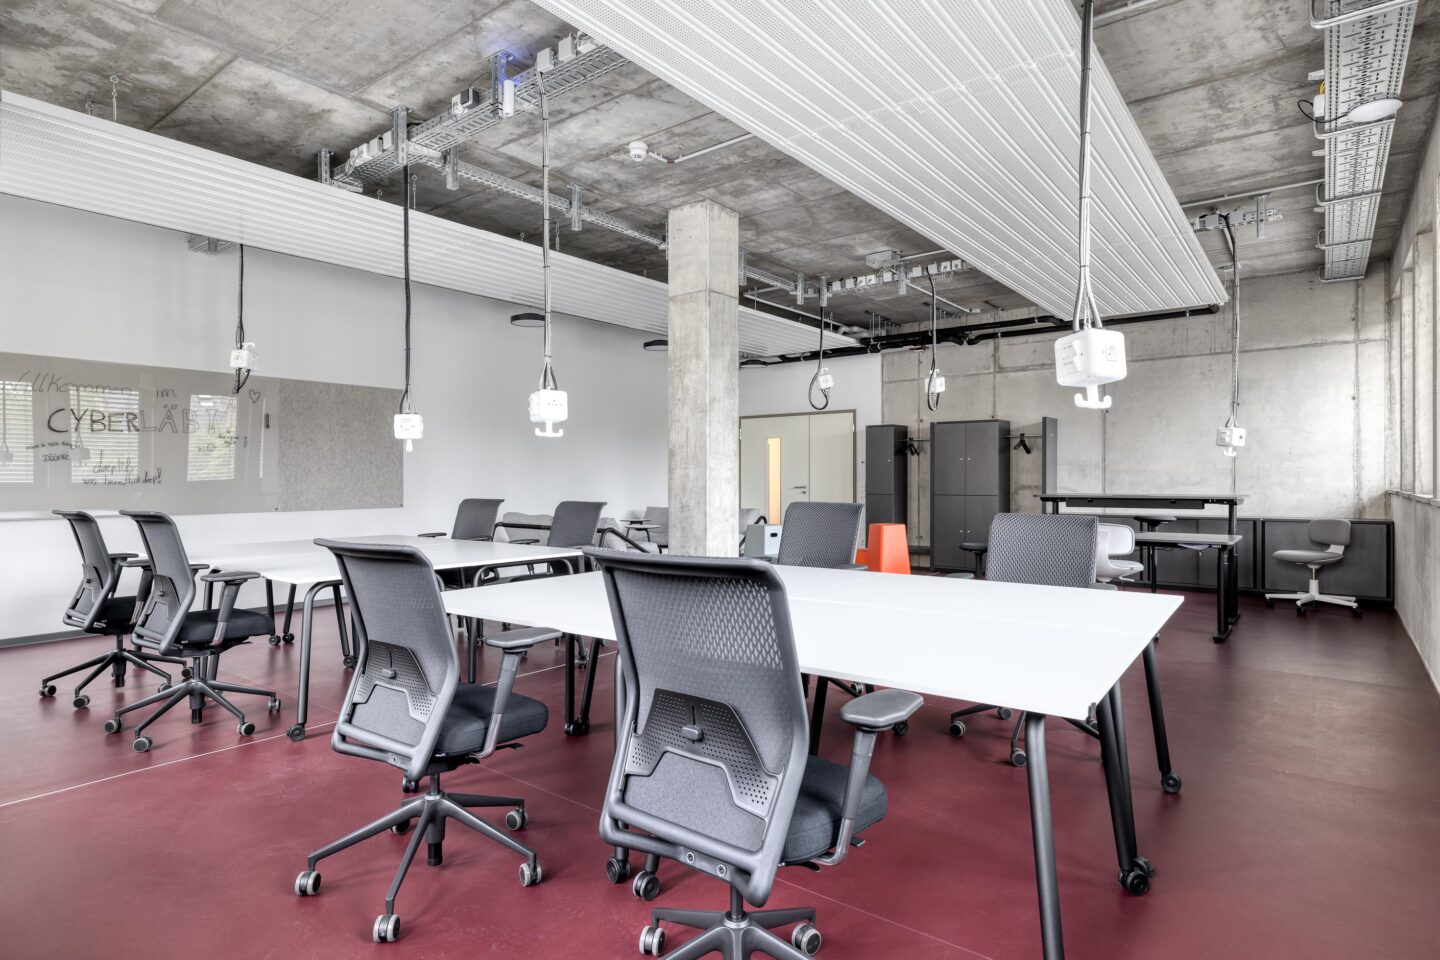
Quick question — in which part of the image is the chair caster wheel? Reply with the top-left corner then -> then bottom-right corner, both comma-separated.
267,697 -> 282,713
181,668 -> 193,680
791,922 -> 822,956
294,870 -> 321,896
268,635 -> 282,646
1351,607 -> 1362,618
72,695 -> 90,710
1162,773 -> 1182,794
639,924 -> 665,956
401,778 -> 419,794
1010,749 -> 1028,767
632,869 -> 661,901
237,721 -> 256,736
1133,856 -> 1154,878
286,724 -> 306,742
892,721 -> 909,736
1296,604 -> 1307,616
1119,867 -> 1150,896
606,856 -> 632,884
372,913 -> 400,943
564,721 -> 590,736
505,807 -> 527,831
132,736 -> 152,753
996,707 -> 1013,720
1264,597 -> 1275,608
390,820 -> 412,836
39,684 -> 57,698
157,682 -> 172,693
519,861 -> 542,887
948,720 -> 966,738
283,633 -> 295,643
104,718 -> 123,734
343,656 -> 358,668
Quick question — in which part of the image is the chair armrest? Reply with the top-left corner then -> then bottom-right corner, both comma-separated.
483,626 -> 562,651
814,689 -> 924,868
199,570 -> 263,584
109,552 -> 139,562
417,531 -> 448,538
838,562 -> 867,571
840,689 -> 924,731
508,538 -> 541,545
121,558 -> 152,569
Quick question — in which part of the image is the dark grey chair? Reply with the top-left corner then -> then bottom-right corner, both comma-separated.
421,497 -> 504,584
948,513 -> 1099,766
589,548 -> 921,957
644,505 -> 669,550
40,510 -> 185,709
103,511 -> 278,753
294,540 -> 558,943
775,501 -> 865,569
1264,518 -> 1360,615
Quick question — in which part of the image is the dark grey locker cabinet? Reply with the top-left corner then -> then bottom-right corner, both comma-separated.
865,425 -> 908,526
930,419 -> 1010,572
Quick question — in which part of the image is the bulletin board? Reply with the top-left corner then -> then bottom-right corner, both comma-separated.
0,352 -> 402,516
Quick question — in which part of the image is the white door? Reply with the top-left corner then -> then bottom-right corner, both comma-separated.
740,411 -> 854,522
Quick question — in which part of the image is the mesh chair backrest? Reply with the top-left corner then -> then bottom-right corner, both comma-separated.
122,511 -> 197,645
549,500 -> 606,549
53,510 -> 117,626
452,498 -> 503,540
643,506 -> 669,544
589,548 -> 808,864
317,540 -> 458,755
1309,518 -> 1351,547
776,501 -> 863,568
494,512 -> 552,544
986,513 -> 1098,587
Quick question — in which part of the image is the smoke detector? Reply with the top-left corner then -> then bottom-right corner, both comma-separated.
628,140 -> 649,162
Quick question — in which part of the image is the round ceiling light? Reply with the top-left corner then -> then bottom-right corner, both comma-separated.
1347,98 -> 1402,124
510,312 -> 546,327
643,339 -> 668,352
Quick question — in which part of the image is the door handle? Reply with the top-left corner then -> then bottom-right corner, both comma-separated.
791,486 -> 807,490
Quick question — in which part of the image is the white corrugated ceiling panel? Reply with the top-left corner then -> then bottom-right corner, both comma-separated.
0,92 -> 853,357
534,0 -> 1227,316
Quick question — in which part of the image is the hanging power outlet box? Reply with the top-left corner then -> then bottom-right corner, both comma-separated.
394,412 -> 424,452
815,367 -> 835,391
229,342 -> 258,371
529,388 -> 568,437
1055,327 -> 1125,409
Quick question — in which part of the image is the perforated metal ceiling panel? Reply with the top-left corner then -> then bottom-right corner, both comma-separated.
0,92 -> 852,357
535,0 -> 1227,316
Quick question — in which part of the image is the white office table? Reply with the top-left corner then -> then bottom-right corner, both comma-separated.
198,537 -> 584,741
443,567 -> 1183,960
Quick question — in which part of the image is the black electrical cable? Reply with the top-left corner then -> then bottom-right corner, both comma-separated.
1296,99 -> 1316,122
807,312 -> 830,410
400,165 -> 413,416
233,244 -> 250,394
924,269 -> 942,412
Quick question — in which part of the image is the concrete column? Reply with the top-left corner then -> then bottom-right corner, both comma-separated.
667,200 -> 740,556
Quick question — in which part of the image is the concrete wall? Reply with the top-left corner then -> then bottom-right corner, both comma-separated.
879,268 -> 1391,551
0,194 -> 668,639
1391,494 -> 1439,692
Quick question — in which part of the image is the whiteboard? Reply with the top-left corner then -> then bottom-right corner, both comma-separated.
0,352 -> 401,516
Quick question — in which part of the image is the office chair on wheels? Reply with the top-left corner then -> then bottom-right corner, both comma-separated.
102,511 -> 279,752
40,510 -> 187,709
1265,518 -> 1361,616
589,548 -> 921,958
1095,523 -> 1145,587
949,513 -> 1100,766
293,540 -> 555,943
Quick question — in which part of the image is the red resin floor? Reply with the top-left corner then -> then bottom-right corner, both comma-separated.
2,591 -> 1438,959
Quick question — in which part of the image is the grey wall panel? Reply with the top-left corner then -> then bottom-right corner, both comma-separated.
275,378 -> 403,512
1263,519 -> 1392,600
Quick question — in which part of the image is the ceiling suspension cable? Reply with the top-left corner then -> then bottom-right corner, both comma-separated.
924,269 -> 946,411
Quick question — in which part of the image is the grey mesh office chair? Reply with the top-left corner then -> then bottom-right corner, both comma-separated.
738,507 -> 764,550
1265,518 -> 1361,616
588,548 -> 921,958
598,518 -> 661,553
40,510 -> 185,709
949,513 -> 1099,766
775,501 -> 865,569
644,505 -> 670,550
103,511 -> 279,753
294,540 -> 557,943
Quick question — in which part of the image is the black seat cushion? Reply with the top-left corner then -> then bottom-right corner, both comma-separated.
434,683 -> 549,756
781,755 -> 888,864
85,595 -> 138,632
175,609 -> 276,648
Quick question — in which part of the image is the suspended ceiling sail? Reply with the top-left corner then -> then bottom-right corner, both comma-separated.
0,92 -> 854,358
535,0 -> 1228,317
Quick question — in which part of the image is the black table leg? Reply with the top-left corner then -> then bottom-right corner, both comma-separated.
808,677 -> 829,756
1226,505 -> 1241,625
282,584 -> 296,642
288,580 -> 330,742
1024,713 -> 1064,960
332,584 -> 354,665
571,638 -> 601,735
1213,546 -> 1232,642
1143,639 -> 1182,793
563,635 -> 582,736
266,580 -> 280,645
1097,687 -> 1151,895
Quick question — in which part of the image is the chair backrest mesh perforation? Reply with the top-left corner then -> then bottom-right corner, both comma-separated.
55,511 -> 114,625
452,498 -> 503,541
124,512 -> 195,643
549,500 -> 606,549
776,501 -> 863,568
985,513 -> 1099,587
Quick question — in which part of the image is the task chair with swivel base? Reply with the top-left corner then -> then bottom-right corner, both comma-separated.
41,509 -> 186,709
102,511 -> 279,752
294,539 -> 556,943
1265,518 -> 1361,616
591,548 -> 921,957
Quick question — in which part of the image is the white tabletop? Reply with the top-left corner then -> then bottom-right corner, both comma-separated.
1133,532 -> 1242,546
194,537 -> 583,587
443,567 -> 1182,721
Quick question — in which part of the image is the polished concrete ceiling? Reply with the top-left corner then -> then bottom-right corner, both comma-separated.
2,0 -> 1437,329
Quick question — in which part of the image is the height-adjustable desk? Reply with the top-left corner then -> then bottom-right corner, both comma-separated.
443,565 -> 1183,960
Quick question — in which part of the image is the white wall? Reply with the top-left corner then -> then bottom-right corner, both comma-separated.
0,194 -> 668,639
739,352 -> 882,503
